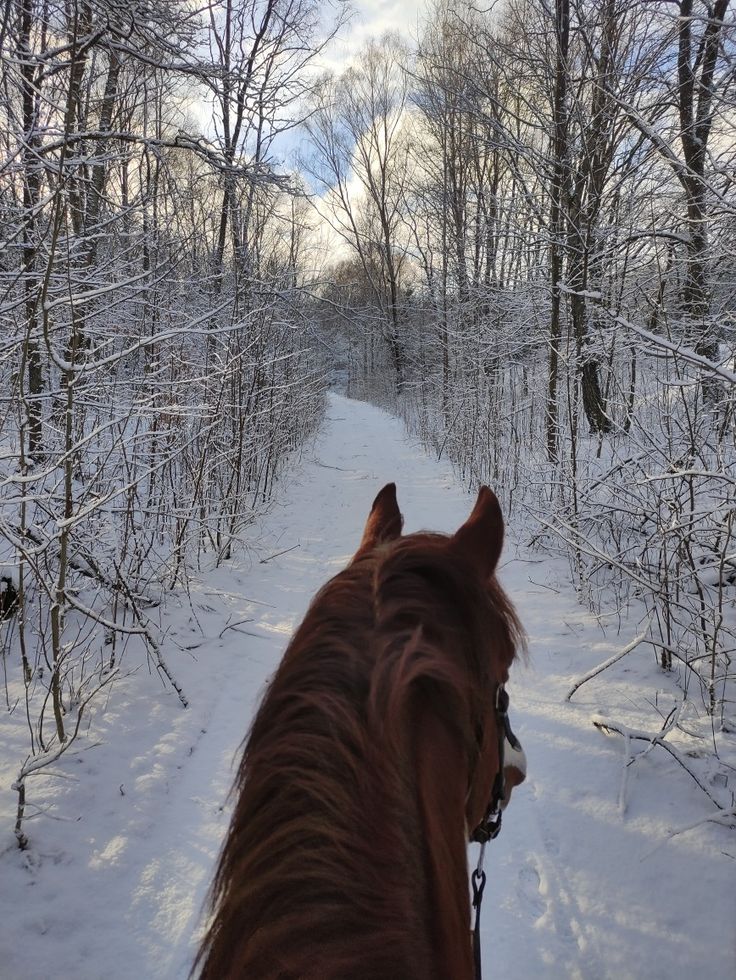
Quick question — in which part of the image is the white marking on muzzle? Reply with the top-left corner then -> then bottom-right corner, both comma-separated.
504,737 -> 527,777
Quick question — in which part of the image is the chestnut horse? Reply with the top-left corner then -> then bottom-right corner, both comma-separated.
195,484 -> 525,980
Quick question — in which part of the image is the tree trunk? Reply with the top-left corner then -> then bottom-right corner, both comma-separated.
546,0 -> 570,462
19,0 -> 43,457
676,0 -> 730,370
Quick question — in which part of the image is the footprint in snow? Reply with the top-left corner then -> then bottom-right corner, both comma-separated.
517,863 -> 546,921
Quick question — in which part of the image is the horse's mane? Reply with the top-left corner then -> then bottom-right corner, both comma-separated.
196,530 -> 522,980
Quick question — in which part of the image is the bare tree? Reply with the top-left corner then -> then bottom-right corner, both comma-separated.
1,0 -> 331,845
306,35 -> 413,388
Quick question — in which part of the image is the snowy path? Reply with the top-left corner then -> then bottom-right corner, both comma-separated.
1,393 -> 734,979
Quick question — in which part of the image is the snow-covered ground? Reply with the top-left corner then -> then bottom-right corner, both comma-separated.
1,393 -> 734,979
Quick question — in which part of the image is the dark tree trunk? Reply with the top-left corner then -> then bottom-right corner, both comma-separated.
676,0 -> 730,370
546,0 -> 570,461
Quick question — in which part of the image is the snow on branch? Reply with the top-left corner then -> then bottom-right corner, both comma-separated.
592,715 -> 727,810
609,312 -> 736,386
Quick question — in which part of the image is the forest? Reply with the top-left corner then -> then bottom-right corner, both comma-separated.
0,0 -> 734,872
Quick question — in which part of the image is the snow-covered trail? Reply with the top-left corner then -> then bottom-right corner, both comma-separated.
1,393 -> 733,979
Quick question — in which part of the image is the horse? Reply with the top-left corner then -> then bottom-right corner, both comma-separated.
195,483 -> 526,980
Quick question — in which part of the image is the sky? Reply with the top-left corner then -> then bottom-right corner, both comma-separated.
319,0 -> 428,72
182,0 -> 433,275
273,0 -> 432,268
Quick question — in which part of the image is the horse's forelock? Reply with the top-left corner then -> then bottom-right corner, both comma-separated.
368,533 -> 519,751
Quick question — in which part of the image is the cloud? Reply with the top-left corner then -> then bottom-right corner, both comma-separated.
317,0 -> 426,73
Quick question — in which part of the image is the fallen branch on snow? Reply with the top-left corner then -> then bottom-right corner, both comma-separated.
259,543 -> 300,564
566,617 -> 653,701
113,564 -> 188,708
592,713 -> 726,809
666,807 -> 736,837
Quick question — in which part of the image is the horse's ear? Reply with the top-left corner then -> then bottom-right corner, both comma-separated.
452,486 -> 504,578
354,483 -> 403,559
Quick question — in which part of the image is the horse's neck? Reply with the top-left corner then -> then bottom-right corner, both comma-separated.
200,642 -> 476,980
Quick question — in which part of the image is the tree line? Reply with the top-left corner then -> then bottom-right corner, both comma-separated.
309,0 -> 735,810
0,0 -> 337,844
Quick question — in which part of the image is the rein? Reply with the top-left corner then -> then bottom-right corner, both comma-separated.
470,684 -> 521,980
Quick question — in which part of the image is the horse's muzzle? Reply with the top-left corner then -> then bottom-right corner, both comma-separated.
501,732 -> 526,808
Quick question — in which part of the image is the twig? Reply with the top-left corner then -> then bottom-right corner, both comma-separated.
619,728 -> 632,816
642,807 -> 736,860
259,543 -> 300,564
566,617 -> 653,701
114,568 -> 188,708
313,460 -> 352,471
527,577 -> 560,593
219,618 -> 254,639
202,591 -> 275,607
667,807 -> 736,838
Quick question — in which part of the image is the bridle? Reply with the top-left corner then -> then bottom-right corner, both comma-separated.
469,684 -> 522,980
471,685 -> 520,845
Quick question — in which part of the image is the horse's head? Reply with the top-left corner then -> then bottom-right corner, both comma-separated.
355,482 -> 526,841
197,481 -> 526,980
451,486 -> 527,839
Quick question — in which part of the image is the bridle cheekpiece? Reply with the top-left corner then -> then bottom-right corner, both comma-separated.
471,684 -> 520,844
470,683 -> 523,980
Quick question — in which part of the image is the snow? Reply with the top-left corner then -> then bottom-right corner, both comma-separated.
1,393 -> 734,979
